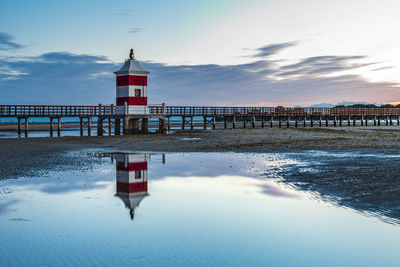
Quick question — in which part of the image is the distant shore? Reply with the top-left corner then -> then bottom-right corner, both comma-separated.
1,126 -> 400,180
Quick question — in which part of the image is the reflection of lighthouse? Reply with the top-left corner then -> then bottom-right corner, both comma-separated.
115,153 -> 149,220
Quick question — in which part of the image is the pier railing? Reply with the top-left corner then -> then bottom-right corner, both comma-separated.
0,105 -> 114,117
1,105 -> 400,117
148,106 -> 400,117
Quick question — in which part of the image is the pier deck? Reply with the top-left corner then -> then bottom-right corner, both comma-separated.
1,105 -> 400,136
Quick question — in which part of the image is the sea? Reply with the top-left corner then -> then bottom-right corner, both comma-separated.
0,151 -> 399,266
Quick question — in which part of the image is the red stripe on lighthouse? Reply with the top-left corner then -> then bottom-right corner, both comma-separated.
117,75 -> 147,86
117,181 -> 148,194
116,97 -> 147,106
116,162 -> 148,171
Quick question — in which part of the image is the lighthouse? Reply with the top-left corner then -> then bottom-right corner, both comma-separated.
115,153 -> 149,220
114,50 -> 150,115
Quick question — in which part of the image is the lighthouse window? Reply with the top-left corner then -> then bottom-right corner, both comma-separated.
135,171 -> 141,179
135,89 -> 141,97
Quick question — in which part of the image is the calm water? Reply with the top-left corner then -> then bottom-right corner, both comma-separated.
0,152 -> 399,266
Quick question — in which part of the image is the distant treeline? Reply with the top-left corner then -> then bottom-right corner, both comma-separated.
335,104 -> 400,108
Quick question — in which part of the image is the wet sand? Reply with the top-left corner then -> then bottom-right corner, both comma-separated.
1,126 -> 400,179
1,126 -> 400,224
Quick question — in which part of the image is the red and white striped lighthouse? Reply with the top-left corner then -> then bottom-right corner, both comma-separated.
115,153 -> 149,220
114,50 -> 150,114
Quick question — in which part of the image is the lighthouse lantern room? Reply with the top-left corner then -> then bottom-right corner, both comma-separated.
114,50 -> 150,115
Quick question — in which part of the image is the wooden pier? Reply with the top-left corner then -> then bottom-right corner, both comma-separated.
1,105 -> 400,137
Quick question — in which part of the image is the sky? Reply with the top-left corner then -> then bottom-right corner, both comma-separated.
0,0 -> 400,106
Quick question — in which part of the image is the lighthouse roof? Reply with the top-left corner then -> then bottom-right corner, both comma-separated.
117,193 -> 148,210
114,59 -> 150,75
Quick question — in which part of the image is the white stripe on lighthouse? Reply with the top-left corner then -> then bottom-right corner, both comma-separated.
116,85 -> 148,98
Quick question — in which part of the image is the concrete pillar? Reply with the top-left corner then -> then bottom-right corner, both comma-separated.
348,116 -> 351,127
115,118 -> 121,135
108,118 -> 112,135
80,117 -> 84,136
303,116 -> 306,127
334,116 -> 337,127
181,117 -> 185,130
353,116 -> 356,126
361,116 -> 364,126
161,102 -> 165,115
88,117 -> 92,136
126,118 -> 139,134
17,117 -> 21,136
243,117 -> 246,128
233,116 -> 236,129
339,116 -> 342,127
325,116 -> 328,127
397,116 -> 400,126
310,116 -> 313,127
270,116 -> 273,128
141,118 -> 148,133
374,116 -> 377,126
57,117 -> 61,137
278,116 -> 282,128
191,116 -> 194,130
319,116 -> 322,127
295,116 -> 298,127
24,117 -> 28,138
252,116 -> 256,128
365,116 -> 368,126
378,117 -> 381,126
261,117 -> 265,128
287,116 -> 290,127
386,116 -> 389,126
212,116 -> 216,129
97,118 -> 104,136
167,116 -> 171,132
390,116 -> 393,126
159,118 -> 167,134
50,117 -> 54,137
224,117 -> 227,129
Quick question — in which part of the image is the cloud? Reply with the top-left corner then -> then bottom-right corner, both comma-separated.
0,42 -> 399,106
114,9 -> 133,17
278,55 -> 373,77
253,42 -> 297,58
129,27 -> 143,34
0,33 -> 24,50
0,52 -> 117,104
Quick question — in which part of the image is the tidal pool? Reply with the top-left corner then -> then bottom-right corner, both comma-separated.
0,152 -> 399,266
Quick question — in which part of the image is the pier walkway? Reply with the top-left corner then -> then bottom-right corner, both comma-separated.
1,105 -> 400,137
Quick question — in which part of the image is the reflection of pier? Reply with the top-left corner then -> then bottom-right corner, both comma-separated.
114,153 -> 165,220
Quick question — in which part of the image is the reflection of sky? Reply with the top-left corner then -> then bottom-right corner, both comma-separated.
0,153 -> 400,266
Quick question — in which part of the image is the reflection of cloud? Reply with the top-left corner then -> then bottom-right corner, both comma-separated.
39,182 -> 108,194
157,175 -> 299,200
0,32 -> 24,50
129,28 -> 143,34
0,44 -> 398,106
0,199 -> 20,214
258,184 -> 299,198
